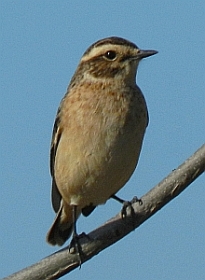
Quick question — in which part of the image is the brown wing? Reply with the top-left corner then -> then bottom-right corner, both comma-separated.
50,110 -> 62,213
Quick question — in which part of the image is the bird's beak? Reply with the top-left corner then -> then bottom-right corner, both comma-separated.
135,49 -> 158,59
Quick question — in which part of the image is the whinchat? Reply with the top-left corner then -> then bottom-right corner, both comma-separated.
46,37 -> 157,248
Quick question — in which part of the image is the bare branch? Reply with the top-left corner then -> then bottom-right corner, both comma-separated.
4,144 -> 205,280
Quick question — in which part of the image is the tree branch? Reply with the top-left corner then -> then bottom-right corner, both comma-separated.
4,144 -> 205,280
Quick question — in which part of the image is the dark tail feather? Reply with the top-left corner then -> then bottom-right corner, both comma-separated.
46,204 -> 73,246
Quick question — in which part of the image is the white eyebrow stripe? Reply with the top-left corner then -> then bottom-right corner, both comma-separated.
81,44 -> 135,62
81,44 -> 114,62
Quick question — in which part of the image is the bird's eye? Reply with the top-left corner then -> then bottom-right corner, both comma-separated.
104,50 -> 117,61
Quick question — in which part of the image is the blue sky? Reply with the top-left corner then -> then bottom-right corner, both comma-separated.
1,1 -> 204,279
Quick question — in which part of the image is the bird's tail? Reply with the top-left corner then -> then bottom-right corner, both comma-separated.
46,202 -> 77,246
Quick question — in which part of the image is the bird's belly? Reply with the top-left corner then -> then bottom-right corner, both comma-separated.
83,135 -> 143,206
55,121 -> 145,208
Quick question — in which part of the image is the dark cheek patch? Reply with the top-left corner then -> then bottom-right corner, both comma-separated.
89,61 -> 121,78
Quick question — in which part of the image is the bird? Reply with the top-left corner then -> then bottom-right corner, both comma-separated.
46,37 -> 157,249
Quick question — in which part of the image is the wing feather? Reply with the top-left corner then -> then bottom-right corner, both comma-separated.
50,111 -> 62,213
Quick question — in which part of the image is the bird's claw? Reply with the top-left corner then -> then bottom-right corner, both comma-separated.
121,196 -> 142,222
68,233 -> 84,267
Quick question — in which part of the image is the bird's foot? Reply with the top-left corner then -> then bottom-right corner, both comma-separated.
111,194 -> 142,217
121,196 -> 142,219
111,194 -> 142,229
69,232 -> 89,267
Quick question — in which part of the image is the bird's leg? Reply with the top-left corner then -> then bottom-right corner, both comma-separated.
69,205 -> 84,267
111,194 -> 142,220
110,194 -> 125,204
